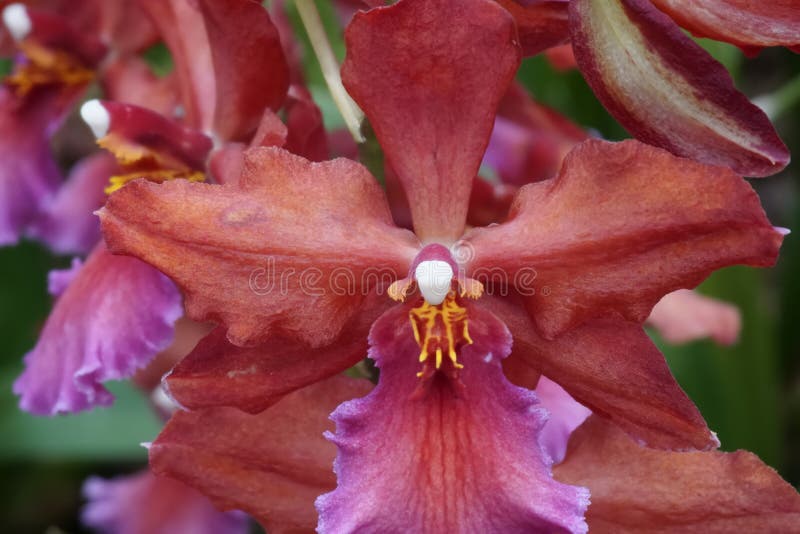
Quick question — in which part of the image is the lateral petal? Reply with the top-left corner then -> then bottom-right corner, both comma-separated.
150,375 -> 372,534
646,289 -> 741,346
464,139 -> 782,340
342,0 -> 520,242
316,303 -> 589,533
569,0 -> 788,176
484,295 -> 718,451
100,147 -> 419,347
496,0 -> 570,56
555,416 -> 800,533
165,292 -> 389,414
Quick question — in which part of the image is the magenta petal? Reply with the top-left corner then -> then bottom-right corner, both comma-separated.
0,88 -> 62,245
13,243 -> 182,415
82,470 -> 247,534
316,303 -> 589,533
535,376 -> 592,465
47,257 -> 83,297
27,153 -> 115,255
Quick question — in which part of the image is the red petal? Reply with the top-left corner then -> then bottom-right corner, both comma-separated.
647,289 -> 741,346
139,0 -> 289,141
150,375 -> 372,533
93,100 -> 212,171
317,303 -> 589,533
165,292 -> 389,413
342,0 -> 521,242
569,0 -> 789,177
195,0 -> 289,141
464,139 -> 782,340
284,85 -> 329,162
484,295 -> 718,451
555,416 -> 800,532
101,57 -> 179,117
100,147 -> 419,347
495,0 -> 570,56
651,0 -> 800,51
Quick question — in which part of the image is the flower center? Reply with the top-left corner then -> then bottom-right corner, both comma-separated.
4,41 -> 94,96
388,246 -> 484,380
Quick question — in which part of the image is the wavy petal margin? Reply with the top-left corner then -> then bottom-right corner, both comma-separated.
570,0 -> 788,177
317,303 -> 589,533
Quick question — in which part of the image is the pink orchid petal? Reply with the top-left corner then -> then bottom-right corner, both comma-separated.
13,243 -> 182,415
647,289 -> 741,346
464,139 -> 782,340
342,0 -> 521,242
101,56 -> 179,117
82,470 -> 247,534
27,153 -> 115,255
0,88 -> 62,245
317,303 -> 589,533
535,376 -> 591,464
100,147 -> 419,347
569,0 -> 788,176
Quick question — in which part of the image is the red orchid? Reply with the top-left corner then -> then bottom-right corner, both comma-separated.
96,0 -> 789,529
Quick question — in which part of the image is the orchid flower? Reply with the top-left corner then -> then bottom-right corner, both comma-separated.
95,0 -> 791,530
8,0 -> 306,415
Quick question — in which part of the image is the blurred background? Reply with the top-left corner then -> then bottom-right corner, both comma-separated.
1,3 -> 799,532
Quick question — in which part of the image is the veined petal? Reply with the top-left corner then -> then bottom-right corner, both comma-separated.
484,295 -> 718,451
647,289 -> 741,346
100,147 -> 419,347
650,0 -> 800,52
342,0 -> 521,242
555,416 -> 800,532
569,0 -> 789,176
27,153 -> 115,255
13,243 -> 182,415
316,303 -> 589,533
82,470 -> 247,534
150,376 -> 371,534
165,292 -> 390,413
464,139 -> 782,340
139,0 -> 288,141
495,0 -> 570,56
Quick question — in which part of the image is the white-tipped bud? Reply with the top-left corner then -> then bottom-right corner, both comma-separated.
3,4 -> 31,41
414,260 -> 454,306
80,100 -> 110,139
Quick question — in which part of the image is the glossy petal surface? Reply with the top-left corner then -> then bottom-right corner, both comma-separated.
342,0 -> 520,242
101,147 -> 419,347
27,153 -> 115,254
555,416 -> 800,533
317,303 -> 589,533
465,140 -> 782,340
150,376 -> 372,534
570,0 -> 788,176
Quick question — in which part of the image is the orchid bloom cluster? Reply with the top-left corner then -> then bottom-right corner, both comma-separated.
3,0 -> 800,532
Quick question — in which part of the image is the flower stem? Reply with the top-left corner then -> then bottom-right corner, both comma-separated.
296,0 -> 365,143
